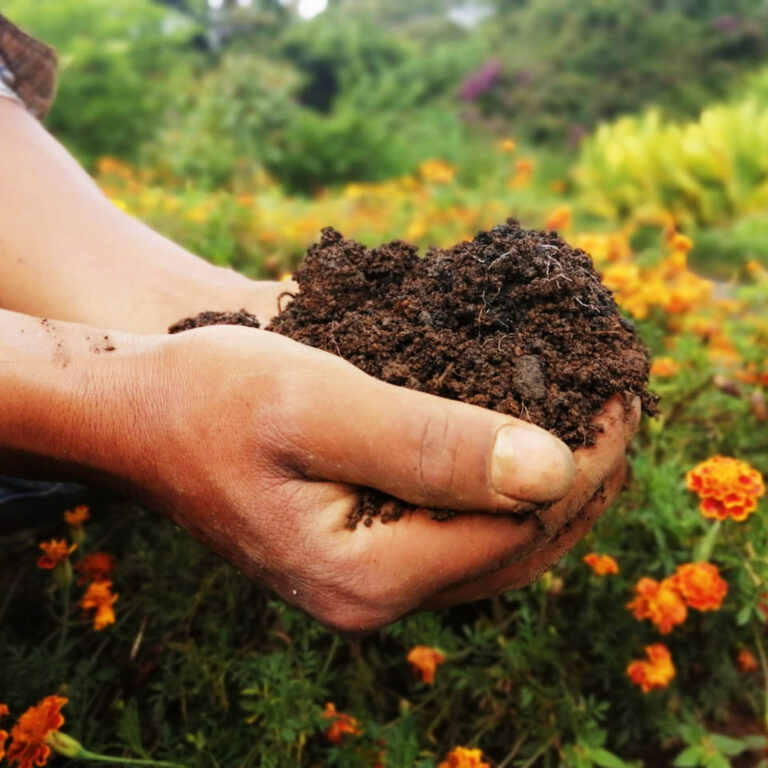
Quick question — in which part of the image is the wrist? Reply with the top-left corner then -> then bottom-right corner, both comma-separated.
0,310 -> 166,494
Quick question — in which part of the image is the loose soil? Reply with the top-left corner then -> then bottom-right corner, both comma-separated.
170,219 -> 656,528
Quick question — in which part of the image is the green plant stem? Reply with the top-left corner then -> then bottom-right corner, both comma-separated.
751,624 -> 768,733
58,582 -> 71,657
496,729 -> 530,768
520,735 -> 556,768
317,635 -> 339,685
78,749 -> 190,768
694,520 -> 721,562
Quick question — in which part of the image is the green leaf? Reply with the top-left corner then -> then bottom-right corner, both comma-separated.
709,733 -> 748,756
674,746 -> 704,767
705,751 -> 730,768
116,700 -> 149,759
736,604 -> 753,626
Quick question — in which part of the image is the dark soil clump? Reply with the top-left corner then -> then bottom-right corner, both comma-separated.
169,309 -> 261,334
172,219 -> 656,527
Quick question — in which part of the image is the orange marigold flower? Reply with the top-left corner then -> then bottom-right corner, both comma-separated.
627,577 -> 687,634
63,506 -> 90,526
738,649 -> 759,673
515,158 -> 534,174
498,138 -> 516,153
627,644 -> 675,693
685,456 -> 765,522
544,205 -> 572,231
583,553 -> 620,575
0,703 -> 9,763
668,232 -> 693,253
649,357 -> 680,378
407,646 -> 446,684
418,159 -> 456,185
438,746 -> 491,768
671,562 -> 728,611
36,540 -> 77,570
6,696 -> 67,768
75,552 -> 116,584
322,702 -> 360,745
80,580 -> 118,630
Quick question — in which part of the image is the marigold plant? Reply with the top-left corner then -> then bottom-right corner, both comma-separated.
0,704 -> 9,763
322,703 -> 360,745
649,356 -> 680,377
627,644 -> 676,693
685,456 -> 766,522
437,745 -> 491,768
407,646 -> 446,684
544,205 -> 572,231
79,580 -> 118,631
671,562 -> 728,611
5,696 -> 67,768
583,553 -> 620,575
63,506 -> 90,527
75,552 -> 117,584
627,577 -> 687,634
36,540 -> 77,570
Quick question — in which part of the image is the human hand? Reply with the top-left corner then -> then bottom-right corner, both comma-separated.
115,324 -> 639,632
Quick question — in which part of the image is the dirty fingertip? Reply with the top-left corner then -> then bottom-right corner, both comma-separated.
490,424 -> 575,502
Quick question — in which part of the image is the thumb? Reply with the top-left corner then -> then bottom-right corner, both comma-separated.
281,357 -> 576,512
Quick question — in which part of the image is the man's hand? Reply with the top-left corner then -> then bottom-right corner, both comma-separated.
119,324 -> 638,631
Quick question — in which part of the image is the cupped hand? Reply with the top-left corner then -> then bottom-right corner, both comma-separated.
124,316 -> 639,632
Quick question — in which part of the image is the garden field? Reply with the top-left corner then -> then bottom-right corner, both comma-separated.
1,2 -> 768,767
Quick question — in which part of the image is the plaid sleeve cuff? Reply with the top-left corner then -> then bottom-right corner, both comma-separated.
0,14 -> 57,119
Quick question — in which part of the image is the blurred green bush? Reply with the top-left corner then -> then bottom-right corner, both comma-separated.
5,0 -> 198,165
475,0 -> 768,142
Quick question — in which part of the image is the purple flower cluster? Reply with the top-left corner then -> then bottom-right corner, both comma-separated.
457,58 -> 503,101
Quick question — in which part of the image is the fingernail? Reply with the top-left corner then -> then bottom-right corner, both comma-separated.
491,425 -> 575,502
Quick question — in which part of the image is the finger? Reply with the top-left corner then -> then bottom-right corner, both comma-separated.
278,348 -> 576,511
331,413 -> 628,618
419,458 -> 628,610
527,394 -> 637,540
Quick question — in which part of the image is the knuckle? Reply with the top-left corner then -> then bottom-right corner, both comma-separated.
414,410 -> 463,502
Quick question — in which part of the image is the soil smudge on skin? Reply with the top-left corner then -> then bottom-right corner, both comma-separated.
171,219 -> 656,528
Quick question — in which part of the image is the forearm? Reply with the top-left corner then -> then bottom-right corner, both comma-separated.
0,307 -> 159,487
0,98 -> 272,333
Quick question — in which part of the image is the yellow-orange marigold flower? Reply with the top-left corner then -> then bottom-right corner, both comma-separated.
649,357 -> 680,378
438,745 -> 491,768
36,540 -> 77,570
419,159 -> 456,185
63,506 -> 90,526
75,552 -> 116,584
322,702 -> 360,745
6,696 -> 67,768
498,138 -> 516,153
80,580 -> 118,630
671,562 -> 728,611
407,646 -> 446,684
686,456 -> 765,522
627,577 -> 687,634
583,553 -> 620,575
544,205 -> 572,231
668,232 -> 693,253
0,703 -> 9,762
627,644 -> 675,693
738,649 -> 759,673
